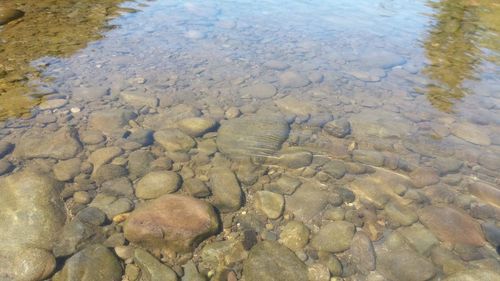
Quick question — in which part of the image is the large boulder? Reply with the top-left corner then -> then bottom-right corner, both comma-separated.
124,195 -> 219,253
13,127 -> 82,160
217,114 -> 289,158
0,170 -> 66,281
243,241 -> 308,281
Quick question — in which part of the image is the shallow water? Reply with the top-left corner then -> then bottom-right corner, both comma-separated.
0,0 -> 499,280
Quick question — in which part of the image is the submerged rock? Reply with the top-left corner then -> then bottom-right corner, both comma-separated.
53,244 -> 122,281
133,248 -> 177,281
377,248 -> 436,281
154,129 -> 196,152
239,83 -> 277,99
243,241 -> 308,281
217,114 -> 290,158
14,127 -> 82,160
210,168 -> 243,213
0,170 -> 66,281
418,206 -> 485,246
177,117 -> 217,137
124,194 -> 219,253
135,171 -> 181,199
450,122 -> 491,146
89,109 -> 137,135
311,221 -> 355,253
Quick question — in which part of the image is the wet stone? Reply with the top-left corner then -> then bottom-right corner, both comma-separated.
279,71 -> 311,88
468,181 -> 500,208
350,231 -> 376,274
398,223 -> 439,256
14,127 -> 82,160
184,178 -> 211,198
80,130 -> 105,145
409,167 -> 440,188
133,248 -> 177,281
243,241 -> 308,281
324,119 -> 351,138
125,128 -> 154,146
177,117 -> 218,137
101,177 -> 134,197
93,164 -> 128,184
418,205 -> 485,246
39,98 -> 67,110
90,193 -> 133,219
53,218 -> 98,257
286,183 -> 329,221
433,157 -> 463,175
240,83 -> 277,99
279,221 -> 310,251
135,171 -> 181,199
53,158 -> 81,181
255,191 -> 284,219
154,128 -> 196,152
377,248 -> 436,281
89,146 -> 123,174
308,263 -> 331,281
450,122 -> 491,146
89,109 -> 137,135
352,150 -> 385,167
52,244 -> 122,281
127,150 -> 155,179
384,202 -> 418,226
216,114 -> 290,158
278,150 -> 313,169
322,160 -> 347,179
272,175 -> 301,195
311,221 -> 355,253
210,168 -> 242,213
120,91 -> 158,108
478,153 -> 500,171
124,194 -> 219,253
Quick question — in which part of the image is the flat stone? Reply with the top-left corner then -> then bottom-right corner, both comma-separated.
322,160 -> 347,179
101,177 -> 134,197
350,231 -> 376,274
255,191 -> 284,219
14,127 -> 82,160
125,128 -> 154,146
53,219 -> 98,257
135,171 -> 181,199
92,164 -> 128,184
398,223 -> 439,256
217,114 -> 289,158
308,263 -> 330,281
154,129 -> 196,152
210,168 -> 243,213
418,205 -> 485,246
358,50 -> 406,69
89,147 -> 123,174
133,248 -> 177,281
352,150 -> 385,167
124,194 -> 219,253
451,122 -> 491,146
120,91 -> 158,108
279,71 -> 311,88
39,99 -> 67,110
385,202 -> 418,226
274,96 -> 318,116
177,117 -> 217,137
243,241 -> 308,281
279,221 -> 310,251
410,167 -> 440,188
272,175 -> 301,195
240,83 -> 277,99
478,153 -> 500,171
286,183 -> 329,221
311,221 -> 355,253
53,158 -> 82,181
433,157 -> 463,174
264,60 -> 289,70
481,222 -> 500,248
80,130 -> 105,145
350,109 -> 414,139
443,269 -> 500,281
89,109 -> 137,135
52,244 -> 122,281
277,150 -> 313,169
0,170 -> 65,281
468,181 -> 500,208
377,248 -> 436,281
182,260 -> 206,281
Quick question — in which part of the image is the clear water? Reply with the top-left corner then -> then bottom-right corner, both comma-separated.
0,0 -> 499,280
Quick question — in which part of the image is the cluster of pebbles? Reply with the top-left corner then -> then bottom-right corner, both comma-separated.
0,79 -> 499,281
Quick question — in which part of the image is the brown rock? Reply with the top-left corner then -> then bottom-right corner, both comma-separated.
410,167 -> 440,188
468,181 -> 500,208
418,206 -> 485,246
124,194 -> 219,252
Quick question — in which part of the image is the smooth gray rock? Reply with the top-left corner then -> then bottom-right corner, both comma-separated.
377,248 -> 436,281
240,83 -> 277,99
154,129 -> 196,152
279,221 -> 310,251
322,160 -> 347,179
243,241 -> 308,281
255,191 -> 284,219
217,114 -> 290,158
53,158 -> 81,181
350,231 -> 376,274
352,150 -> 385,167
89,109 -> 137,135
177,117 -> 218,137
184,178 -> 211,198
324,119 -> 351,138
127,150 -> 155,179
286,183 -> 329,221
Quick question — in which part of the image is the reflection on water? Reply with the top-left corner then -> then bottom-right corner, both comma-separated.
422,0 -> 499,112
0,0 -> 130,120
